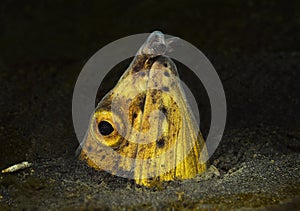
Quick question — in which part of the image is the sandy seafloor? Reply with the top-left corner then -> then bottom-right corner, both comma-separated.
0,1 -> 299,210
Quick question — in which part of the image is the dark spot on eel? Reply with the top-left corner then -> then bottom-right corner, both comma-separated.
156,138 -> 165,148
162,86 -> 169,92
164,71 -> 170,77
160,106 -> 167,116
133,113 -> 137,118
139,94 -> 146,112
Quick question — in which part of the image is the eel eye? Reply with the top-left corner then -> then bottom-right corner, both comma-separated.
98,121 -> 114,136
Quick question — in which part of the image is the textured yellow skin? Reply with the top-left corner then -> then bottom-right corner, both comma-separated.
79,34 -> 208,187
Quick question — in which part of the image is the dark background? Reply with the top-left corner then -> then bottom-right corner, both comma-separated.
0,0 -> 299,209
1,0 -> 299,164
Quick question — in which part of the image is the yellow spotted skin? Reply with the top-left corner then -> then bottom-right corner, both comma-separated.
79,34 -> 208,187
